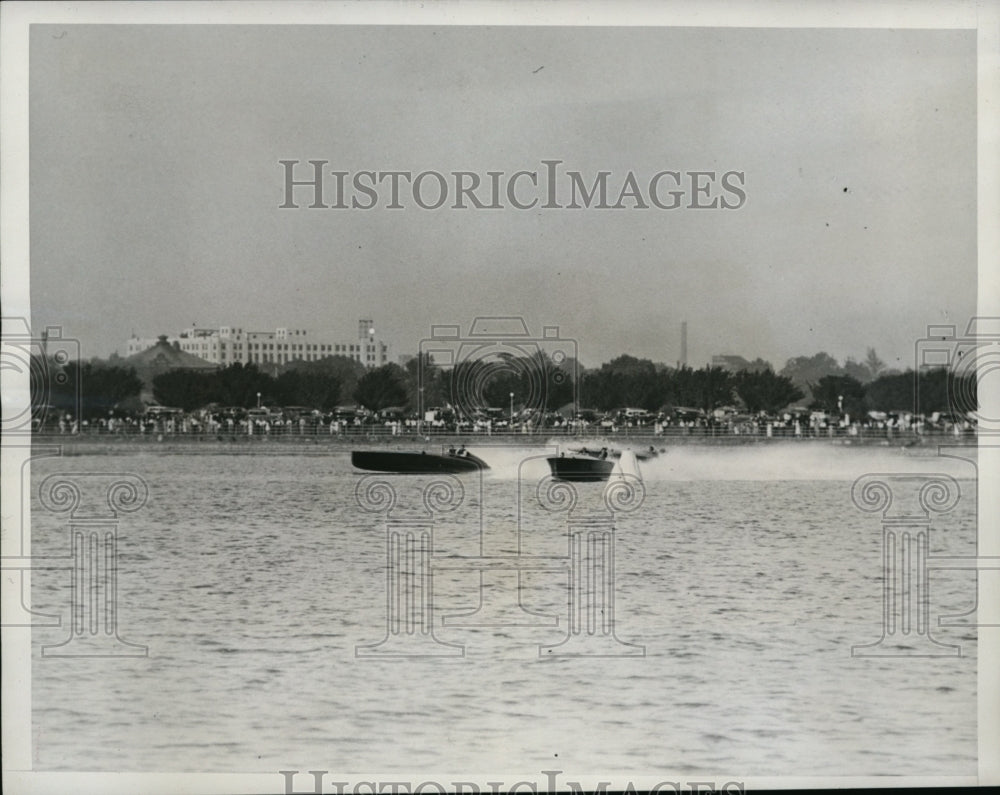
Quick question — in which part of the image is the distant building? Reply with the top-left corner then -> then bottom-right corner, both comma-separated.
126,320 -> 389,368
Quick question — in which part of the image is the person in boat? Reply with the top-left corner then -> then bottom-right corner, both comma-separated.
600,447 -> 608,460
448,446 -> 456,455
457,445 -> 467,456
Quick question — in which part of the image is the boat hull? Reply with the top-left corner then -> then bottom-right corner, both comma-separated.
546,456 -> 615,482
351,450 -> 488,474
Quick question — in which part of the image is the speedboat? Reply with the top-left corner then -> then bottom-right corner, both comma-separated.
547,448 -> 614,482
351,449 -> 489,474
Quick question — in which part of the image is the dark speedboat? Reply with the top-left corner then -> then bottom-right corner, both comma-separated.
351,449 -> 489,474
547,449 -> 614,482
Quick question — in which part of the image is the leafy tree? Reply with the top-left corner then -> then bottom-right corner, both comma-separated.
580,368 -> 618,411
864,367 -> 974,416
38,357 -> 74,417
864,347 -> 886,380
669,365 -> 735,414
447,353 -> 521,412
808,374 -> 866,416
282,355 -> 366,405
579,369 -> 607,411
944,370 -> 977,417
82,363 -> 143,416
842,347 -> 887,384
733,369 -> 804,414
482,365 -> 523,414
533,349 -> 577,411
404,353 -> 446,412
43,360 -> 143,418
274,370 -> 341,411
780,352 -> 843,398
865,371 -> 914,412
712,355 -> 772,374
151,363 -> 283,410
354,363 -> 409,412
581,355 -> 662,411
447,356 -> 509,414
214,363 -> 277,407
842,358 -> 872,384
152,369 -> 218,411
443,350 -> 576,415
914,367 -> 950,414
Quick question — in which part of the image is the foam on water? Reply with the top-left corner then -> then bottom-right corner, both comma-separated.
458,443 -> 560,482
640,441 -> 976,481
462,440 -> 975,482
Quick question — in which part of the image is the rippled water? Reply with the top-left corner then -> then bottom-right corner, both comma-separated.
29,443 -> 978,775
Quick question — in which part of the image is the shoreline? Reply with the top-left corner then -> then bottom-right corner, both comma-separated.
22,432 -> 977,456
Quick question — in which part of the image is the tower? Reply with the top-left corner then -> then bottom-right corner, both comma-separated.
680,320 -> 688,368
358,318 -> 379,367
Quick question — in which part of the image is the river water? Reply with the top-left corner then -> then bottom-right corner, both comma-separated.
28,442 -> 979,777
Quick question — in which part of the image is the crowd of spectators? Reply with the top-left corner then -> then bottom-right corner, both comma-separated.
35,404 -> 977,440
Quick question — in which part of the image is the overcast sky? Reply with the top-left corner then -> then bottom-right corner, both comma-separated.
29,24 -> 976,371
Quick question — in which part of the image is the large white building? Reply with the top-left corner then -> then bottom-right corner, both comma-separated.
125,319 -> 389,368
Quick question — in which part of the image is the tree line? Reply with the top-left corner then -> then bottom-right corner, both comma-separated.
577,353 -> 972,418
33,348 -> 974,420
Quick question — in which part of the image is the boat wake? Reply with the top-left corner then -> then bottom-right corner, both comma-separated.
442,439 -> 974,483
